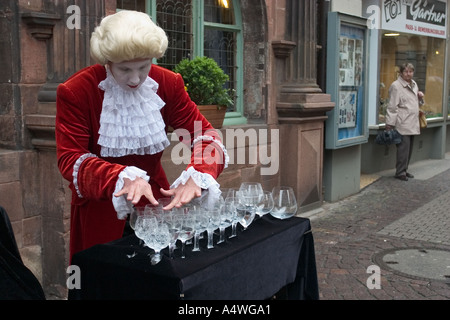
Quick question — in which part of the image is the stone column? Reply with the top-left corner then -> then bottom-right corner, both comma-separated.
272,0 -> 334,210
20,0 -> 112,299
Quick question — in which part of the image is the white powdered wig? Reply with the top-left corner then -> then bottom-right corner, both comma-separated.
90,10 -> 168,64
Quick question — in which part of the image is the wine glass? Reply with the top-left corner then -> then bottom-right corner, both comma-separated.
204,207 -> 221,249
192,209 -> 208,252
239,182 -> 264,201
255,191 -> 274,218
224,188 -> 239,198
134,213 -> 167,265
224,189 -> 240,238
142,218 -> 172,265
161,212 -> 181,259
130,205 -> 150,230
133,206 -> 160,240
271,186 -> 298,220
182,202 -> 201,245
218,198 -> 234,243
157,197 -> 173,211
239,182 -> 263,220
236,191 -> 257,231
134,213 -> 149,244
177,213 -> 195,258
129,206 -> 149,253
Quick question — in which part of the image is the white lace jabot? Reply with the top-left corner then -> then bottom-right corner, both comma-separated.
97,69 -> 170,157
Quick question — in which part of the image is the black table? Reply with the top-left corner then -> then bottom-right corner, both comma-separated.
68,215 -> 319,300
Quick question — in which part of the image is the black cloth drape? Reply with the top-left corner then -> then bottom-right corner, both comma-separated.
69,215 -> 319,300
0,206 -> 45,300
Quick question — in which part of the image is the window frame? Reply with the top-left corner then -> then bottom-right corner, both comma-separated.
144,0 -> 246,125
378,32 -> 446,123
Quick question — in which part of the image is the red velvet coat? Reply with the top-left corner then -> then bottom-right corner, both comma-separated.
56,64 -> 225,260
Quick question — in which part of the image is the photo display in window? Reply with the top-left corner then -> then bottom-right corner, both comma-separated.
339,37 -> 363,87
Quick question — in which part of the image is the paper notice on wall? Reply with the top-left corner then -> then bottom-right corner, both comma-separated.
339,37 -> 363,87
339,91 -> 357,128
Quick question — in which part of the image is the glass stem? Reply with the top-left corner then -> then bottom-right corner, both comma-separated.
181,241 -> 186,258
230,222 -> 237,238
218,227 -> 225,243
151,250 -> 161,265
207,230 -> 214,249
168,242 -> 174,259
192,232 -> 200,252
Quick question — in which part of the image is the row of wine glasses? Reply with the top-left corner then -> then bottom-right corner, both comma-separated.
231,183 -> 298,221
129,183 -> 298,265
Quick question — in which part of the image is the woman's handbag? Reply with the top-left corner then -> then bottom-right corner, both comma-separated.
419,110 -> 427,129
375,129 -> 402,145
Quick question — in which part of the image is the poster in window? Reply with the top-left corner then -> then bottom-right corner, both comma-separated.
337,24 -> 365,142
339,38 -> 363,87
339,90 -> 357,128
325,12 -> 369,149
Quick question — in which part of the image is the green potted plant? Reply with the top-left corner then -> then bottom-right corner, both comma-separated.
174,56 -> 234,128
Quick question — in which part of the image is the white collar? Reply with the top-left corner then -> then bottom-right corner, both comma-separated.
97,68 -> 170,157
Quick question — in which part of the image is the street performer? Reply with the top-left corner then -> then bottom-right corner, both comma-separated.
55,10 -> 227,260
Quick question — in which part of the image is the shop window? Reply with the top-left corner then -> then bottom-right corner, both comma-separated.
204,0 -> 239,114
155,1 -> 193,70
117,0 -> 145,12
116,0 -> 245,124
448,64 -> 450,118
378,32 -> 446,123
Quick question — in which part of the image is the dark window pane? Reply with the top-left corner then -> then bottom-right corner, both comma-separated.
204,28 -> 236,111
116,0 -> 145,12
156,0 -> 193,70
204,0 -> 235,25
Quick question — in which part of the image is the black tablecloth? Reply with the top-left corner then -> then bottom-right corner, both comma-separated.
68,215 -> 318,300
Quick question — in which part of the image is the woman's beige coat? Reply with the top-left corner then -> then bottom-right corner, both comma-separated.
385,76 -> 421,136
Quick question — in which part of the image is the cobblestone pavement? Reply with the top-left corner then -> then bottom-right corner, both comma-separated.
307,158 -> 450,300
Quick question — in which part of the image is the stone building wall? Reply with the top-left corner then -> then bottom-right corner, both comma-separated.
0,0 -> 117,299
0,0 -> 47,289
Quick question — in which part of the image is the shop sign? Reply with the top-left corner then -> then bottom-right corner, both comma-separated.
382,0 -> 447,38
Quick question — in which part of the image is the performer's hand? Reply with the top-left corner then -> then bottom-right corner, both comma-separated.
159,177 -> 202,210
114,177 -> 158,206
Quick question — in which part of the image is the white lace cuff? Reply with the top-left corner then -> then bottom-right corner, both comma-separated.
72,153 -> 98,198
113,166 -> 150,220
192,135 -> 229,168
170,166 -> 221,210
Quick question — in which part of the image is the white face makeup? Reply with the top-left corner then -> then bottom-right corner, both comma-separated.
108,59 -> 152,90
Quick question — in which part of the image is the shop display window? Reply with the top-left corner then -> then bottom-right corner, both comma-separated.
378,32 -> 446,123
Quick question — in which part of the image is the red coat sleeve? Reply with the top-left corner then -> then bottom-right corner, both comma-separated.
55,66 -> 127,204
